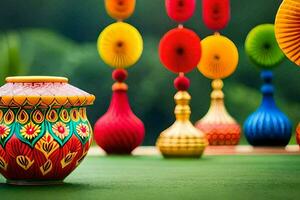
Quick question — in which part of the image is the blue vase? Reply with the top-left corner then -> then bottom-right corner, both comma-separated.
243,71 -> 292,146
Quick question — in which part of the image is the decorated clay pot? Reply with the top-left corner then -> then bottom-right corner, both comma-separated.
0,76 -> 95,185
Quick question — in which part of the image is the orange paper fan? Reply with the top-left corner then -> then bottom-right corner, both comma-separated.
275,0 -> 300,66
105,0 -> 136,21
198,34 -> 238,79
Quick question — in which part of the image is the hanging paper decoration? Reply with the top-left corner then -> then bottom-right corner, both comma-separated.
165,0 -> 196,23
245,24 -> 284,69
156,0 -> 207,158
94,0 -> 145,155
196,0 -> 241,146
105,0 -> 136,21
244,24 -> 292,146
94,70 -> 144,154
98,22 -> 143,68
159,28 -> 201,73
197,34 -> 238,79
274,0 -> 300,145
275,0 -> 300,66
202,0 -> 230,31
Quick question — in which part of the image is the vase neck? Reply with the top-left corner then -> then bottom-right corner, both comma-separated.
200,79 -> 236,123
210,79 -> 225,104
210,79 -> 225,108
108,84 -> 132,112
174,91 -> 191,121
260,70 -> 277,109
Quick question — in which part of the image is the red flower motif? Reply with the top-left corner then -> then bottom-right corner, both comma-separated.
20,122 -> 41,140
52,122 -> 70,140
0,125 -> 10,139
76,124 -> 90,139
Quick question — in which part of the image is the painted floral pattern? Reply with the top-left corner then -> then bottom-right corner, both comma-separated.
76,123 -> 90,139
0,107 -> 92,181
20,122 -> 41,140
0,125 -> 10,139
52,122 -> 70,140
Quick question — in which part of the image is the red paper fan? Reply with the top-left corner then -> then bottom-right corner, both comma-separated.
159,28 -> 201,73
202,0 -> 230,31
165,0 -> 196,23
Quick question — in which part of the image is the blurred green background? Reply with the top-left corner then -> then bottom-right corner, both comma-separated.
0,0 -> 299,145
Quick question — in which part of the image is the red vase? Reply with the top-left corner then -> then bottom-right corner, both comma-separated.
296,123 -> 300,145
94,70 -> 145,154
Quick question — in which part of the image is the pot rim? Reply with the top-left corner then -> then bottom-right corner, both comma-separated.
6,76 -> 68,83
0,76 -> 95,108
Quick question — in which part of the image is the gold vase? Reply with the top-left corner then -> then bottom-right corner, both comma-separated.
195,79 -> 241,145
156,90 -> 207,158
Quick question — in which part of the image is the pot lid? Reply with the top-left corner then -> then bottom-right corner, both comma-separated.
0,76 -> 95,108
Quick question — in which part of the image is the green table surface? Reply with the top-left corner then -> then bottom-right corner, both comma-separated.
1,155 -> 300,200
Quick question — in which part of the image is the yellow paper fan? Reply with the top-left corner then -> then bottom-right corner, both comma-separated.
275,0 -> 300,66
97,22 -> 143,68
198,34 -> 239,79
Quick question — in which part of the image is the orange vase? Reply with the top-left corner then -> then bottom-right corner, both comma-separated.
195,79 -> 241,145
296,123 -> 300,145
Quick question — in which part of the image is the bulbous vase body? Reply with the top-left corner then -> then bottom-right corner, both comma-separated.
195,80 -> 240,145
0,76 -> 95,185
296,123 -> 300,146
94,89 -> 145,154
244,71 -> 292,146
156,91 -> 207,158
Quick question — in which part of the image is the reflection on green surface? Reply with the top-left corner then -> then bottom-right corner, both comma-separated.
1,155 -> 300,200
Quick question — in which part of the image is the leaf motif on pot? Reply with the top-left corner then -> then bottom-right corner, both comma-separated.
59,109 -> 70,123
46,109 -> 58,123
79,108 -> 87,120
0,156 -> 8,171
40,159 -> 53,176
35,132 -> 59,159
4,109 -> 14,125
70,109 -> 79,122
16,155 -> 34,170
17,109 -> 29,124
32,109 -> 44,124
0,110 -> 3,122
61,151 -> 77,169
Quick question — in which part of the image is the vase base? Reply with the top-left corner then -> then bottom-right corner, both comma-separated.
106,152 -> 133,155
6,179 -> 64,186
247,140 -> 290,147
162,154 -> 203,159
